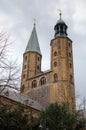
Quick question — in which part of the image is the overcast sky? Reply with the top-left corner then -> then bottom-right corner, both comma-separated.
0,0 -> 86,101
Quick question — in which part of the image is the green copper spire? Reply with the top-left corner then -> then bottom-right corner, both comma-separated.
25,24 -> 41,55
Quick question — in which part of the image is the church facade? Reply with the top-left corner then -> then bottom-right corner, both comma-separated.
21,14 -> 76,113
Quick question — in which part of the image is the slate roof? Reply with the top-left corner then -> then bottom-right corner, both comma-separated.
25,25 -> 41,55
0,88 -> 43,111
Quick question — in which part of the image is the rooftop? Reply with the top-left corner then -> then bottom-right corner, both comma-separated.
0,88 -> 43,111
25,25 -> 41,55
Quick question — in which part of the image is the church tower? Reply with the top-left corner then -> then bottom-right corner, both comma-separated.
21,24 -> 42,93
21,13 -> 76,113
50,12 -> 75,112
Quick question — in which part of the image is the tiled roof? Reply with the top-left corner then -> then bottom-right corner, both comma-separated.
0,88 -> 43,111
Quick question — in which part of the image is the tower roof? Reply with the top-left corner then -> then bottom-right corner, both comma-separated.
25,25 -> 41,55
56,10 -> 66,25
56,18 -> 66,25
54,12 -> 68,38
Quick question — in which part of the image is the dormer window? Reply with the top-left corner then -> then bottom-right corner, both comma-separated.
5,91 -> 9,96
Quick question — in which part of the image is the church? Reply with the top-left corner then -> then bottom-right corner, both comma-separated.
21,12 -> 76,113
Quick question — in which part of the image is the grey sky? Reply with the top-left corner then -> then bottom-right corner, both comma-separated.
0,0 -> 86,102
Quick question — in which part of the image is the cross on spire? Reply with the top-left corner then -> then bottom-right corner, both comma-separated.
58,9 -> 62,19
34,18 -> 36,27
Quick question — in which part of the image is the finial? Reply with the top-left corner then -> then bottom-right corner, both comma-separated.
58,9 -> 62,19
33,18 -> 36,27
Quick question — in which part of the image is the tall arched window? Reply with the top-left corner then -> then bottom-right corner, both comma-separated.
32,80 -> 37,88
54,73 -> 58,82
60,25 -> 63,33
37,65 -> 40,70
69,63 -> 72,68
38,57 -> 40,61
40,77 -> 46,86
25,55 -> 27,61
24,64 -> 26,69
69,52 -> 72,57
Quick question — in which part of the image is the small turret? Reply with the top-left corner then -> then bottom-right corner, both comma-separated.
54,11 -> 68,38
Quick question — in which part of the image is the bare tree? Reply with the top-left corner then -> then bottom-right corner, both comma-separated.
0,32 -> 20,94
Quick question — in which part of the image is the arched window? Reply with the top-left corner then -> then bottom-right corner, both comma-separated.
57,27 -> 59,33
69,52 -> 72,57
54,51 -> 57,56
54,62 -> 57,67
69,63 -> 72,68
5,91 -> 9,96
38,57 -> 40,61
25,55 -> 27,61
54,73 -> 58,82
32,80 -> 37,88
40,77 -> 46,86
69,43 -> 71,47
24,64 -> 26,69
60,25 -> 63,33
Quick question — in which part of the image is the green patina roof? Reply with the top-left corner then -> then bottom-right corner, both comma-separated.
56,18 -> 66,25
25,25 -> 41,55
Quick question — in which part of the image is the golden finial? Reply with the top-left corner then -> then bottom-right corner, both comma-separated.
33,18 -> 36,27
58,9 -> 62,19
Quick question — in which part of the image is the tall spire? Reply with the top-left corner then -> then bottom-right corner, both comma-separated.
25,24 -> 41,55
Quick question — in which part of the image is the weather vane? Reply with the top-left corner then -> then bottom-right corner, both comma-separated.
58,9 -> 62,19
33,18 -> 36,26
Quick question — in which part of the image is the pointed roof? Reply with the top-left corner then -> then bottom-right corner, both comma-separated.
25,25 -> 41,55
